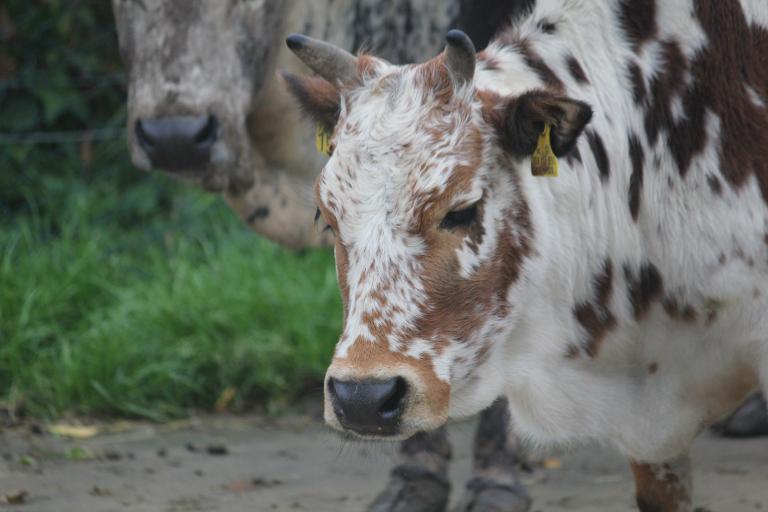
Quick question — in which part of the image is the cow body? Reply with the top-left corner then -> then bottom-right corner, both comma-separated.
285,0 -> 768,507
466,1 -> 768,462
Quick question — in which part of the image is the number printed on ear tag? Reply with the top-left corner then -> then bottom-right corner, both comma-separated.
531,123 -> 558,177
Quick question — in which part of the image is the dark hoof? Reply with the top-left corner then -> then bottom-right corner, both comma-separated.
367,464 -> 450,512
452,478 -> 531,512
712,393 -> 768,438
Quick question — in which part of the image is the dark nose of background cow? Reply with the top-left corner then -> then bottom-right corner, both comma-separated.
135,115 -> 218,171
327,377 -> 408,436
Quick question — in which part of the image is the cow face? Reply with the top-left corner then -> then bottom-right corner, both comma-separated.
112,0 -> 289,192
284,33 -> 591,439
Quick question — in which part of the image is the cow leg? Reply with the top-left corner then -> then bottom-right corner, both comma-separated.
453,397 -> 531,512
630,453 -> 693,512
367,428 -> 451,512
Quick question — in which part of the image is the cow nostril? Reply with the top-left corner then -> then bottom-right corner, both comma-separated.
378,377 -> 408,418
327,378 -> 344,418
193,115 -> 218,146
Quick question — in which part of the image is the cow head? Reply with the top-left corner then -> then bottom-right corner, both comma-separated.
284,32 -> 592,439
112,0 -> 289,192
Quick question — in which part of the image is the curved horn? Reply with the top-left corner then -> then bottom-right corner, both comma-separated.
286,34 -> 357,85
444,30 -> 476,85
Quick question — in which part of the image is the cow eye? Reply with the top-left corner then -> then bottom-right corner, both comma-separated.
440,204 -> 478,230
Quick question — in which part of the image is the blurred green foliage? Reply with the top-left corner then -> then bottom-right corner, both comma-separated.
0,0 -> 175,224
0,1 -> 341,421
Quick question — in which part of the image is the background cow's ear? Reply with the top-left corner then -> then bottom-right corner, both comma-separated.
500,91 -> 592,157
280,72 -> 341,132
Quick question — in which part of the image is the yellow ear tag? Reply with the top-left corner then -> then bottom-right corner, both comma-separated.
531,123 -> 558,177
315,124 -> 332,156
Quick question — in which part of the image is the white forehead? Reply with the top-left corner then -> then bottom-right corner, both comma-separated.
318,64 -> 485,225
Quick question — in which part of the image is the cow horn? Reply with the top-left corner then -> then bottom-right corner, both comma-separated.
286,34 -> 357,85
444,30 -> 476,85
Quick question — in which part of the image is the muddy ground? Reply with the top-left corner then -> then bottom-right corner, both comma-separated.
1,406 -> 767,512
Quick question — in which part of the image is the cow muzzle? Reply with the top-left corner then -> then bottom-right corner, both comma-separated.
326,376 -> 409,437
323,352 -> 451,439
134,115 -> 218,172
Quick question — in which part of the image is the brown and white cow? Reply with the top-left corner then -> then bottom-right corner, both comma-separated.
112,1 -> 536,510
284,0 -> 768,509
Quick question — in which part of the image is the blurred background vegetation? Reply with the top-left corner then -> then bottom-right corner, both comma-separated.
0,0 -> 340,422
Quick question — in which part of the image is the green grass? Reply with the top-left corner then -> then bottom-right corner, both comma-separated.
0,178 -> 342,422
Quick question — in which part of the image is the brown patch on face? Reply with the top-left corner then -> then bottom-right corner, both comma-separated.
573,259 -> 617,358
630,459 -> 691,512
617,0 -> 657,52
662,297 -> 697,323
624,263 -> 663,320
628,132 -> 645,220
416,55 -> 455,105
586,130 -> 610,182
648,362 -> 659,374
628,62 -> 647,105
415,192 -> 533,354
566,55 -> 589,84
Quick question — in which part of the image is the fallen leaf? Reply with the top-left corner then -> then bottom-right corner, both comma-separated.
65,446 -> 95,461
0,490 -> 28,505
49,424 -> 100,439
542,457 -> 563,470
215,387 -> 237,413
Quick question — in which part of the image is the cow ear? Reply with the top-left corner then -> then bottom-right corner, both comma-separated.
499,91 -> 592,157
280,72 -> 341,132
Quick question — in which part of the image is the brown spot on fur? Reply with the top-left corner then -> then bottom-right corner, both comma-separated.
618,0 -> 657,52
662,297 -> 697,323
513,40 -> 564,91
479,51 -> 502,72
566,55 -> 589,84
648,362 -> 658,374
707,174 -> 723,195
586,130 -> 610,182
693,1 -> 768,203
624,263 -> 663,320
573,259 -> 617,358
565,344 -> 580,359
640,3 -> 768,198
628,62 -> 647,105
628,133 -> 644,220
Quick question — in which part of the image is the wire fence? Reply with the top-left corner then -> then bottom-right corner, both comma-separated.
0,127 -> 125,146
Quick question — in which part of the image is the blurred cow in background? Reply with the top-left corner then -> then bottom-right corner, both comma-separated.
112,1 -> 534,510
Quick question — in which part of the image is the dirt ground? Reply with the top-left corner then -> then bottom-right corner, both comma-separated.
1,407 -> 767,512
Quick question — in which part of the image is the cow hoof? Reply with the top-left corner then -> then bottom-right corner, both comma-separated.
451,478 -> 531,512
712,393 -> 768,438
367,464 -> 450,512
